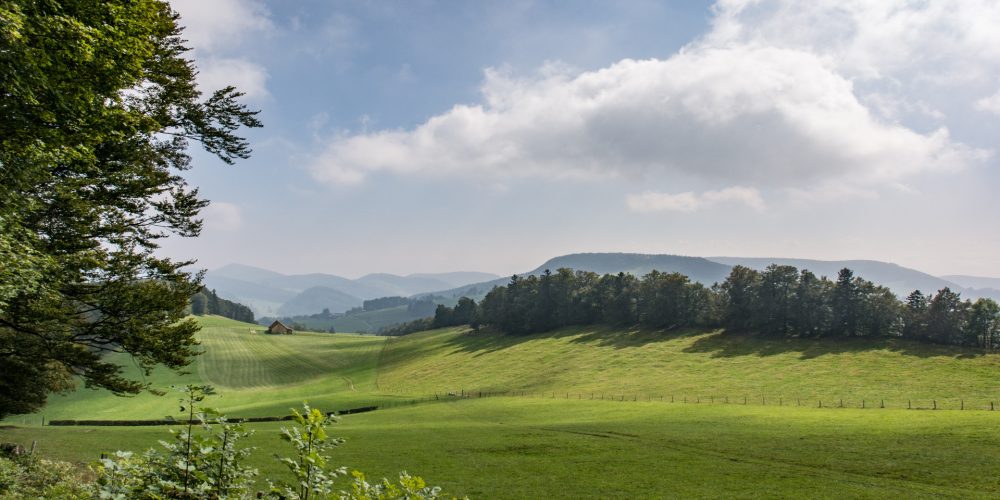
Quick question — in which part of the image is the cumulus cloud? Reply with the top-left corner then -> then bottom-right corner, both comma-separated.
169,0 -> 273,53
311,46 -> 983,187
627,187 -> 764,213
196,57 -> 270,99
976,90 -> 1000,115
309,0 -> 994,204
202,202 -> 243,231
168,0 -> 272,98
708,0 -> 1000,83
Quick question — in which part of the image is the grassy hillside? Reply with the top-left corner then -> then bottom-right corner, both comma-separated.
377,326 -> 1000,408
6,318 -> 1000,497
22,316 -> 391,420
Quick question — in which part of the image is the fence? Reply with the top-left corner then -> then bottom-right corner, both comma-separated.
36,390 -> 1000,427
380,388 -> 1000,412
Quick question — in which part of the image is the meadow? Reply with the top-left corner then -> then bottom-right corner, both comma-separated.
3,316 -> 1000,498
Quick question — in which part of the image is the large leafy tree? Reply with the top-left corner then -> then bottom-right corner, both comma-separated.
0,0 -> 261,418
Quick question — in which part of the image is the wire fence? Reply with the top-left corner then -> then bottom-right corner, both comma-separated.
24,389 -> 999,427
377,389 -> 1000,412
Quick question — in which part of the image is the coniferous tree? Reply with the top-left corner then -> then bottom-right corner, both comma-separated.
831,268 -> 861,336
720,266 -> 761,333
792,270 -> 833,337
902,290 -> 929,340
756,265 -> 799,336
926,288 -> 967,345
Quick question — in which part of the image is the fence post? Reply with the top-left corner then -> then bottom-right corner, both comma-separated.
711,396 -> 714,403
696,396 -> 699,404
839,399 -> 843,408
744,396 -> 747,405
671,395 -> 674,403
992,401 -> 995,411
908,400 -> 911,409
933,400 -> 937,410
779,398 -> 782,406
961,399 -> 964,410
862,399 -> 864,409
819,400 -> 822,408
725,396 -> 729,404
762,396 -> 765,405
881,400 -> 884,409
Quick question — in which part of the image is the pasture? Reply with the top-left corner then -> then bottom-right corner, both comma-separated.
3,315 -> 1000,498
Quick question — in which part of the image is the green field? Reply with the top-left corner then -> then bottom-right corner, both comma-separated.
16,316 -> 393,421
4,316 -> 1000,497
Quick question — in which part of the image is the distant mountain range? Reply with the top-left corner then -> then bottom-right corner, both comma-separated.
426,253 -> 1000,303
206,254 -> 1000,319
203,264 -> 499,316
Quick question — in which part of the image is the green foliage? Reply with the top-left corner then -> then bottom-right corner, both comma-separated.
476,265 -> 999,350
343,471 -> 445,500
268,403 -> 346,499
92,385 -> 257,499
86,396 -> 451,500
0,454 -> 90,499
192,289 -> 255,323
0,0 -> 261,419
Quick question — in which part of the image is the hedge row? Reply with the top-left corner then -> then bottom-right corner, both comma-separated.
47,406 -> 379,426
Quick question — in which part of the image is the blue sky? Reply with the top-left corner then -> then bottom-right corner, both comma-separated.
162,0 -> 1000,279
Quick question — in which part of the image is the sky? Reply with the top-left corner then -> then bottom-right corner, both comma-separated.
160,0 -> 1000,279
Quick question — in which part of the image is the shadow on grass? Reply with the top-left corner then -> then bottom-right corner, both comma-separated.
437,325 -> 988,361
442,325 -> 712,356
681,331 -> 986,360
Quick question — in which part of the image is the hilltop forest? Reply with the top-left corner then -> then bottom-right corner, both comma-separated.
432,265 -> 1000,349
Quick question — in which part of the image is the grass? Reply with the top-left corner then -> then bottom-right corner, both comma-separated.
5,317 -> 1000,497
18,316 -> 393,421
377,325 -> 1000,409
4,398 -> 1000,498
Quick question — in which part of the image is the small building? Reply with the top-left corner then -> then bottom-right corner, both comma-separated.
267,320 -> 294,335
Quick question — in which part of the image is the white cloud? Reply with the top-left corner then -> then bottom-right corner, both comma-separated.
168,0 -> 272,98
708,0 -> 1000,84
202,202 -> 243,231
169,0 -> 273,53
196,58 -> 269,99
627,186 -> 765,213
976,90 -> 1000,115
308,0 -> 996,205
311,46 -> 984,187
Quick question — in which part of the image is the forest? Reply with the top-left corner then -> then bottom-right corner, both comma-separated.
432,266 -> 1000,349
190,288 -> 256,323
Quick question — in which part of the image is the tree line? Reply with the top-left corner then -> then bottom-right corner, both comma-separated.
429,266 -> 1000,349
190,288 -> 255,323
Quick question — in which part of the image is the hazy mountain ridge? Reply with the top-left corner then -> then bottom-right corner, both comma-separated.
426,253 -> 1000,303
708,257 -> 1000,301
204,264 -> 499,316
206,255 -> 1000,319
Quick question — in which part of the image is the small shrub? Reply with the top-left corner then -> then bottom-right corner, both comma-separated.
0,454 -> 90,499
85,390 -> 462,499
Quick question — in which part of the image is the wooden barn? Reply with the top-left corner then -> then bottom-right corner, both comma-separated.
267,320 -> 294,335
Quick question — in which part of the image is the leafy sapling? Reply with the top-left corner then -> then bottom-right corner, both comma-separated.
268,403 -> 347,500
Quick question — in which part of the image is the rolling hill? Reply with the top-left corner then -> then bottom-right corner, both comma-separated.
8,316 -> 1000,498
28,315 -> 1000,422
428,252 -> 1000,302
203,264 -> 499,317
